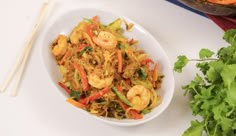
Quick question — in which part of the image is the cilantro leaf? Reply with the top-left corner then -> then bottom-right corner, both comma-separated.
174,55 -> 188,73
199,49 -> 214,59
223,29 -> 236,46
206,61 -> 224,83
183,120 -> 204,136
220,64 -> 236,87
70,90 -> 81,99
196,62 -> 209,75
218,45 -> 236,64
226,82 -> 236,107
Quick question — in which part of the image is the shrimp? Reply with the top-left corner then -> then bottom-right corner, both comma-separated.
70,21 -> 88,44
88,73 -> 113,89
92,31 -> 117,50
52,35 -> 68,56
127,85 -> 151,111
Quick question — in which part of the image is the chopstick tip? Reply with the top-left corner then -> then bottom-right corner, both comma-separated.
0,86 -> 6,93
10,92 -> 17,97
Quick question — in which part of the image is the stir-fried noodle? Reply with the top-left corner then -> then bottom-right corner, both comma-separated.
51,16 -> 164,119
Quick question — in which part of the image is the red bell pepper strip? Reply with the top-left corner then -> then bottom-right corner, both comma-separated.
116,86 -> 123,92
129,109 -> 143,119
125,79 -> 131,85
58,82 -> 71,94
128,38 -> 134,45
76,44 -> 90,52
66,97 -> 86,109
141,58 -> 154,65
79,87 -> 110,105
92,15 -> 98,24
73,63 -> 89,91
86,24 -> 97,38
86,15 -> 99,38
118,101 -> 143,119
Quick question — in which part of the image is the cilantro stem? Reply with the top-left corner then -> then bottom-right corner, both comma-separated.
189,58 -> 218,62
213,123 -> 219,136
204,115 -> 210,136
226,107 -> 235,117
193,87 -> 201,96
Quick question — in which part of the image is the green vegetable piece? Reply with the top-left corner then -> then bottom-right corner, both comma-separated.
199,49 -> 214,59
220,64 -> 236,87
233,121 -> 236,129
223,29 -> 236,46
174,55 -> 188,73
67,38 -> 71,43
226,82 -> 236,106
138,67 -> 147,79
111,87 -> 134,107
107,18 -> 122,31
141,109 -> 151,114
183,120 -> 204,136
78,46 -> 92,56
83,18 -> 93,23
218,45 -> 236,64
70,90 -> 81,99
196,62 -> 209,75
206,61 -> 224,83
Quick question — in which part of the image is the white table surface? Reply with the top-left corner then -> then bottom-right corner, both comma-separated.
1,0 -> 226,136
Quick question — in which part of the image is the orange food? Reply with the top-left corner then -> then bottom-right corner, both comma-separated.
207,0 -> 236,5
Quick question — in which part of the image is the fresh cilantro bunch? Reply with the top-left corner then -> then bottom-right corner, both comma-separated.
174,29 -> 236,136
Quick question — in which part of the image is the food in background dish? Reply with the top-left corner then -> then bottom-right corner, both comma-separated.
206,0 -> 236,5
51,16 -> 164,119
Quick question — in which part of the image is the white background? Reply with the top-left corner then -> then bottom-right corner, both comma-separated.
0,0 -> 226,136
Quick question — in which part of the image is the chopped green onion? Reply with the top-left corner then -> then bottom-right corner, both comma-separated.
79,46 -> 92,56
70,90 -> 81,99
138,67 -> 147,79
111,86 -> 134,107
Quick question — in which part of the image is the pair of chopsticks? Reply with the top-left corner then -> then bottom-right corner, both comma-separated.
0,1 -> 53,96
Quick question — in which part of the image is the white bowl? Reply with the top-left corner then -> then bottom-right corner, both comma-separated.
41,8 -> 175,126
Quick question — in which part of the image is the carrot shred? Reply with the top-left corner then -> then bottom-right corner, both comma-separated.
67,97 -> 86,109
152,64 -> 158,87
73,63 -> 89,91
79,87 -> 110,105
127,48 -> 134,56
59,50 -> 71,65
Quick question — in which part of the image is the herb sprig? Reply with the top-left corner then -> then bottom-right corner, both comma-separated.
174,29 -> 236,136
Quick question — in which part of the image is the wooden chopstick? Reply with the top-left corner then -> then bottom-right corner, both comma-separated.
0,1 -> 52,96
